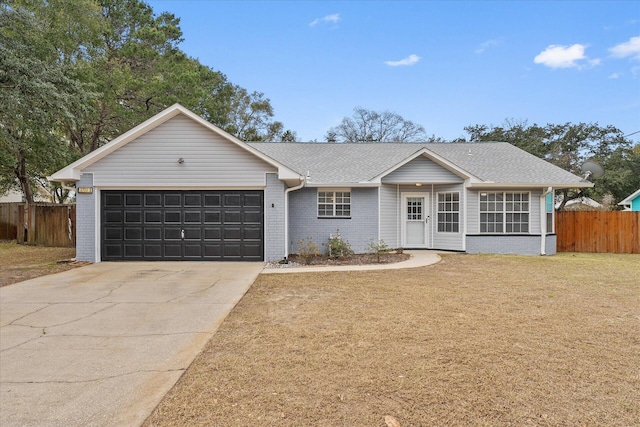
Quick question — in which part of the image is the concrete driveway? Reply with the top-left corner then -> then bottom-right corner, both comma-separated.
0,261 -> 263,427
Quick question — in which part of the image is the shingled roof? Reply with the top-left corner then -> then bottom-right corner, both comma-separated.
248,142 -> 590,188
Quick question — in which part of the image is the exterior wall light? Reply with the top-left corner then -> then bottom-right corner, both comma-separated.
415,183 -> 422,187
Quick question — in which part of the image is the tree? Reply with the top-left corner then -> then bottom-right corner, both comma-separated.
325,107 -> 431,142
463,120 -> 637,208
0,1 -> 100,202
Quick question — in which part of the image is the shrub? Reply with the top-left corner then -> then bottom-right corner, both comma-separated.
297,237 -> 320,265
368,239 -> 390,263
325,230 -> 354,258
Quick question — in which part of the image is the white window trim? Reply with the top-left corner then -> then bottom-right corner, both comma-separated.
478,191 -> 531,234
436,191 -> 461,234
317,188 -> 352,218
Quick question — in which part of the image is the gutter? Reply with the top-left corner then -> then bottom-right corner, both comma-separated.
283,174 -> 308,259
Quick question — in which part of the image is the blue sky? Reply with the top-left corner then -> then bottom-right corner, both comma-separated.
147,0 -> 640,143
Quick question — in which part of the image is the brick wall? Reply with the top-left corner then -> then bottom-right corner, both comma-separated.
264,173 -> 286,261
466,234 -> 544,255
76,173 -> 96,262
289,187 -> 379,255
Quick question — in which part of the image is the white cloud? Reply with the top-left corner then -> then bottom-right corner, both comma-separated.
475,39 -> 498,54
309,13 -> 340,27
609,72 -> 621,79
385,54 -> 420,67
609,36 -> 640,59
533,44 -> 599,69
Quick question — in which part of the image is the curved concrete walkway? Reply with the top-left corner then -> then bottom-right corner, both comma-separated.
261,250 -> 442,274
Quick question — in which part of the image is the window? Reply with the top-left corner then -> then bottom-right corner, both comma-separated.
546,192 -> 554,234
480,192 -> 529,233
437,192 -> 460,232
318,190 -> 351,218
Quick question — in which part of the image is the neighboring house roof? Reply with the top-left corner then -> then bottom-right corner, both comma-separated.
248,142 -> 591,188
618,189 -> 640,209
555,196 -> 603,210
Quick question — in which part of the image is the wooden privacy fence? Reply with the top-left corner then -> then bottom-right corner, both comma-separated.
0,203 -> 76,247
556,211 -> 640,254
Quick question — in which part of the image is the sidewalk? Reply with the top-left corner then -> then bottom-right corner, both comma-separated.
261,250 -> 442,274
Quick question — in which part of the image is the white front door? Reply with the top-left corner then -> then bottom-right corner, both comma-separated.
402,193 -> 430,248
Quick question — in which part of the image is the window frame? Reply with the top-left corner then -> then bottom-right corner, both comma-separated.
437,192 -> 460,233
317,188 -> 352,218
479,191 -> 530,234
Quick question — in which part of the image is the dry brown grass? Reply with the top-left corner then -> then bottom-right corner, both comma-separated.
145,253 -> 640,427
0,241 -> 77,286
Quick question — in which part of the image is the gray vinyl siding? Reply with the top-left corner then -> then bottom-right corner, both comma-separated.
379,184 -> 399,248
289,187 -> 378,255
433,183 -> 465,251
84,115 -> 276,187
382,155 -> 464,184
76,173 -> 96,262
264,173 -> 285,261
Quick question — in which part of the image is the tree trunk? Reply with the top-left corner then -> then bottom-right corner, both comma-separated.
15,150 -> 34,204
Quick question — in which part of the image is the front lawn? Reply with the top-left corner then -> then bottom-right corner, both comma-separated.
145,253 -> 640,426
0,241 -> 77,286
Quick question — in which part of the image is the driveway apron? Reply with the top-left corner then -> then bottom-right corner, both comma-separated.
0,261 -> 263,427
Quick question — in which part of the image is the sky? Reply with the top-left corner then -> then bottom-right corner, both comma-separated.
146,0 -> 640,143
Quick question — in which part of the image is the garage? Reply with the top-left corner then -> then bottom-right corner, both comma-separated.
101,190 -> 264,261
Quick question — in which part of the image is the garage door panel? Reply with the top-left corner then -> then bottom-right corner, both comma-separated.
125,211 -> 142,223
124,228 -> 142,240
102,190 -> 263,261
124,244 -> 142,258
243,193 -> 262,207
105,211 -> 123,223
184,228 -> 201,240
184,211 -> 202,223
184,244 -> 202,258
104,228 -> 122,240
224,194 -> 241,207
204,211 -> 221,224
145,194 -> 162,206
104,193 -> 123,207
104,244 -> 122,257
164,194 -> 181,206
164,244 -> 182,257
145,211 -> 162,223
164,211 -> 181,223
164,228 -> 182,240
223,211 -> 241,223
184,194 -> 202,207
144,244 -> 162,257
204,194 -> 221,207
125,194 -> 142,206
145,228 -> 161,240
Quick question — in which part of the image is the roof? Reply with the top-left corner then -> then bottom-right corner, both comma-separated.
248,142 -> 591,188
618,189 -> 640,206
47,104 -> 590,190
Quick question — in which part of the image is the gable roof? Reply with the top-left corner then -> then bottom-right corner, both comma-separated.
49,104 -> 300,182
248,142 -> 591,188
618,189 -> 640,206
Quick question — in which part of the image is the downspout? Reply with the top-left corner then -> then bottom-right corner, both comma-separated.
540,187 -> 553,255
283,174 -> 307,260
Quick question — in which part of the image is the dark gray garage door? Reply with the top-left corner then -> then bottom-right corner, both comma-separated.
101,190 -> 263,261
